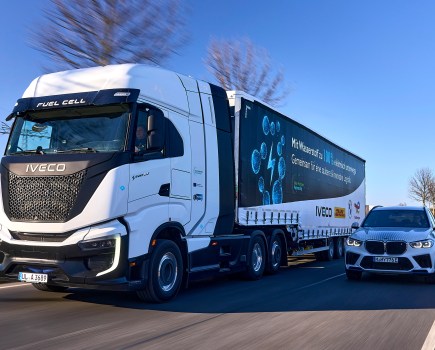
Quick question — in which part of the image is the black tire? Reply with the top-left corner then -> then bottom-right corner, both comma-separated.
267,234 -> 282,274
32,283 -> 69,292
333,238 -> 344,259
244,235 -> 266,280
315,240 -> 334,261
136,240 -> 183,303
325,239 -> 334,261
345,269 -> 362,281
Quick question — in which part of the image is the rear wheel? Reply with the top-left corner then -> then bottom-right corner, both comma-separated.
137,240 -> 183,303
244,235 -> 266,280
333,238 -> 344,259
315,240 -> 334,261
32,283 -> 69,292
345,269 -> 362,281
267,234 -> 282,274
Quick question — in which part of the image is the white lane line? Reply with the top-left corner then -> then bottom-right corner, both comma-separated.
421,320 -> 435,350
0,283 -> 30,289
290,273 -> 346,293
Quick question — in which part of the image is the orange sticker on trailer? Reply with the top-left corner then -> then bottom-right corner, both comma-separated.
334,207 -> 346,218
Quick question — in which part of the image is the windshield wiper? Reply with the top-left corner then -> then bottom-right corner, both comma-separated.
9,149 -> 43,155
56,147 -> 98,153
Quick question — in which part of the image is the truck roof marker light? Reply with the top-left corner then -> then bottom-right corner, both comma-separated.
151,239 -> 157,247
114,92 -> 131,97
129,261 -> 137,267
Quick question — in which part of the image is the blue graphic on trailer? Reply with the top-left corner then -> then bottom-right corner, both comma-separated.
251,115 -> 286,205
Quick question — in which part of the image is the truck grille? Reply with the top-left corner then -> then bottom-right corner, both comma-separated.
8,170 -> 86,222
365,241 -> 407,255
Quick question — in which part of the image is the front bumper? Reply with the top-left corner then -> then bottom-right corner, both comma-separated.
0,226 -> 149,291
345,246 -> 435,275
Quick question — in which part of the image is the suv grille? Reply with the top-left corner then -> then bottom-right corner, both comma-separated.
8,170 -> 86,222
365,240 -> 407,255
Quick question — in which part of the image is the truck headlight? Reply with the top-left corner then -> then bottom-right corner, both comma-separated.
78,237 -> 116,250
78,234 -> 121,277
410,239 -> 434,249
346,237 -> 362,247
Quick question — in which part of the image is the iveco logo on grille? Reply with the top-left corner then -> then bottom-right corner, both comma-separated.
25,163 -> 66,173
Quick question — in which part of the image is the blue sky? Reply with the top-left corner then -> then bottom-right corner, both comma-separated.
2,0 -> 435,207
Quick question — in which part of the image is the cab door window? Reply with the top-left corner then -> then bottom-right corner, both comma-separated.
134,105 -> 183,159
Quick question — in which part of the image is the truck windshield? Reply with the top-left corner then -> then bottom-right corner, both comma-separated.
6,105 -> 130,155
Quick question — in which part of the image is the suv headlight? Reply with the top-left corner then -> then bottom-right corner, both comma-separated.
409,239 -> 434,249
346,237 -> 362,247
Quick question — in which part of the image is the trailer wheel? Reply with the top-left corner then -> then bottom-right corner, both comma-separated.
345,268 -> 362,281
137,240 -> 183,303
325,239 -> 334,261
245,235 -> 266,280
32,283 -> 68,292
333,238 -> 344,259
315,240 -> 334,261
267,234 -> 282,274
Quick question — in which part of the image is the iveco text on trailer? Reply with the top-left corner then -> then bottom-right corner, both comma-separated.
0,64 -> 365,302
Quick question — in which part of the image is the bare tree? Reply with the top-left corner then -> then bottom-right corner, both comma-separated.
0,122 -> 11,135
205,38 -> 290,107
408,168 -> 435,207
31,0 -> 188,71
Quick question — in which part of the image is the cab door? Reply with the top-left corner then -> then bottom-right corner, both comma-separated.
168,111 -> 191,226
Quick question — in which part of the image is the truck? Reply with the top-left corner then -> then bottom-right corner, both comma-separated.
0,64 -> 365,302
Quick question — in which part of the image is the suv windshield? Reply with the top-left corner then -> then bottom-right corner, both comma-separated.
6,105 -> 130,155
362,209 -> 430,228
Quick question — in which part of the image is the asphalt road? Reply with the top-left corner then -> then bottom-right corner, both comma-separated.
1,257 -> 435,350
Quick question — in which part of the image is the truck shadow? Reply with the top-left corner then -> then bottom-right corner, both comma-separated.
62,258 -> 435,313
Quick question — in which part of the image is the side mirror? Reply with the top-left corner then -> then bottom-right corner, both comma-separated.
351,222 -> 360,230
146,112 -> 165,152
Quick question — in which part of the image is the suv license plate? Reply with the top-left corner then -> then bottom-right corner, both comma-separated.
373,257 -> 398,263
18,272 -> 48,283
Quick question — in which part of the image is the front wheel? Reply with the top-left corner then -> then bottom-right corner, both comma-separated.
137,240 -> 183,303
244,235 -> 266,280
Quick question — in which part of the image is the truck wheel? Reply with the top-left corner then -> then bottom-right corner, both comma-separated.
325,239 -> 334,261
345,268 -> 362,281
267,234 -> 282,274
333,238 -> 344,259
137,240 -> 183,303
315,240 -> 334,261
245,235 -> 266,280
32,283 -> 68,292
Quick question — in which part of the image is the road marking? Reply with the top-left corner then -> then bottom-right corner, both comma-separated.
421,320 -> 435,350
291,273 -> 346,293
299,266 -> 325,269
0,283 -> 30,289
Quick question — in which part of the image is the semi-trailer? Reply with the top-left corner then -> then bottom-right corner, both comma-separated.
0,64 -> 365,302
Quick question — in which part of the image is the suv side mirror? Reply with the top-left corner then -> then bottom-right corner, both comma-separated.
351,222 -> 360,230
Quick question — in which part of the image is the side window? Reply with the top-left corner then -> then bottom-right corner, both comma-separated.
134,106 -> 184,159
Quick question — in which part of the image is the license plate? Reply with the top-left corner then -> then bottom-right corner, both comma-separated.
373,257 -> 398,263
18,272 -> 48,283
